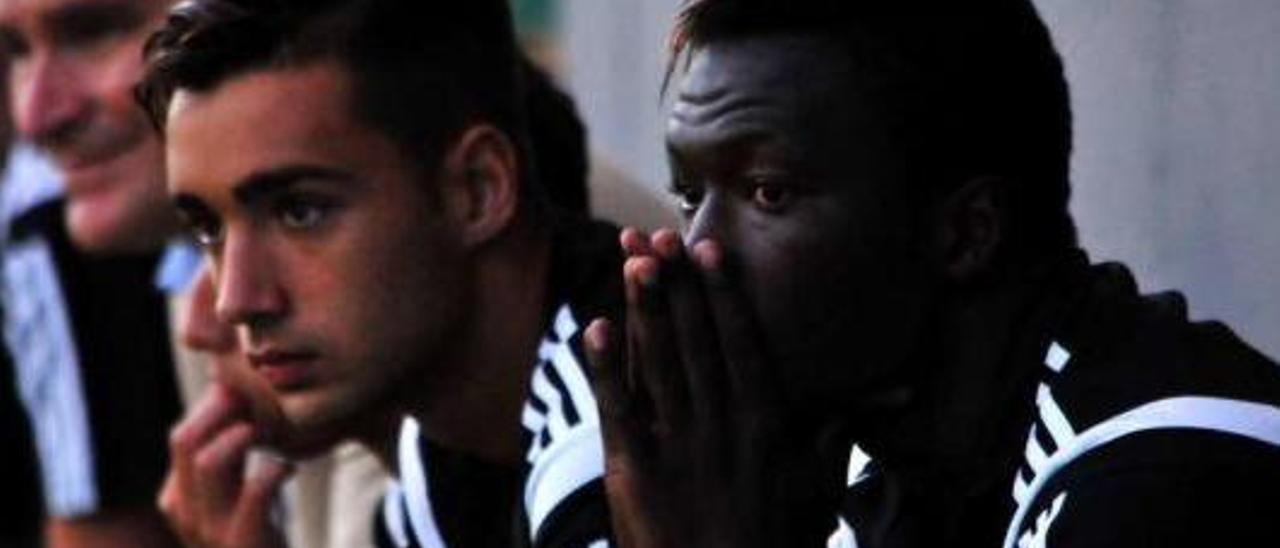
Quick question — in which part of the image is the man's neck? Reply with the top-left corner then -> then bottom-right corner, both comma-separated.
355,413 -> 401,473
410,220 -> 554,466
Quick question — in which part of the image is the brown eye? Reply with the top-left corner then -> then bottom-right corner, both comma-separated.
178,211 -> 224,249
275,193 -> 337,231
751,183 -> 791,212
279,201 -> 325,229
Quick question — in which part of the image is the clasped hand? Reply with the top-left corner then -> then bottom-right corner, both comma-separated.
586,228 -> 842,548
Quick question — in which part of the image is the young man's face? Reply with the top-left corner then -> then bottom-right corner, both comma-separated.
0,0 -> 174,252
166,62 -> 470,456
666,34 -> 940,413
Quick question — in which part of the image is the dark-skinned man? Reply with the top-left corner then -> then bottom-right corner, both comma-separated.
585,1 -> 1280,547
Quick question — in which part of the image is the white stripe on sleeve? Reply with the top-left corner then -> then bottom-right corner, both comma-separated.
397,418 -> 448,548
1003,396 -> 1280,548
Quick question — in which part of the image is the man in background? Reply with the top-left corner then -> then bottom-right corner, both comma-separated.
0,48 -> 46,548
0,0 -> 392,546
0,0 -> 183,545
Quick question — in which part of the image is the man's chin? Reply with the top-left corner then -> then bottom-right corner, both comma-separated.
64,204 -> 129,253
260,424 -> 346,460
265,400 -> 399,463
263,402 -> 382,460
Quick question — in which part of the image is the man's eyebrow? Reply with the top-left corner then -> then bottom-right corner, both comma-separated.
171,193 -> 211,217
231,165 -> 356,205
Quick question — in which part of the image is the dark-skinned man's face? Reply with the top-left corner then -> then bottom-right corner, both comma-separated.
666,33 -> 941,417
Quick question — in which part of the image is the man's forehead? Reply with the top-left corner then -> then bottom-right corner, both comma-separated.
165,63 -> 373,196
677,34 -> 853,106
668,34 -> 875,150
668,32 -> 913,181
167,63 -> 357,138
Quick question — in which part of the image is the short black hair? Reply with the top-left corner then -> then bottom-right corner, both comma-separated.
138,0 -> 536,200
521,58 -> 590,215
668,0 -> 1077,260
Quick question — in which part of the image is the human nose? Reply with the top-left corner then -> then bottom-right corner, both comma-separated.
10,52 -> 90,144
683,191 -> 725,249
213,232 -> 286,329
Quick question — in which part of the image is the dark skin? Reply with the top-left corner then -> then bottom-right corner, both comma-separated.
585,33 -> 1009,547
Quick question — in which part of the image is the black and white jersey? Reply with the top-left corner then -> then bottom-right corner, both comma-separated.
1,191 -> 181,518
1003,269 -> 1280,547
0,328 -> 43,543
377,417 -> 447,548
518,304 -> 612,548
376,416 -> 523,548
833,257 -> 1280,548
377,217 -> 620,548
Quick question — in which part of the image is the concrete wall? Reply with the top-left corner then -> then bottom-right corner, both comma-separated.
563,0 -> 678,195
1036,0 -> 1280,358
561,2 -> 1280,359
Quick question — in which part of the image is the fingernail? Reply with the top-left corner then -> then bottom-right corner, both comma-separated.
585,319 -> 610,353
652,230 -> 681,260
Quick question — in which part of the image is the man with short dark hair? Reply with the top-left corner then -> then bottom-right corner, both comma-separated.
585,1 -> 1280,546
140,1 -> 618,546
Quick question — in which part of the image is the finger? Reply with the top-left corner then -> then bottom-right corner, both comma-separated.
157,471 -> 189,537
192,421 -> 255,521
692,240 -> 779,411
231,452 -> 294,545
649,228 -> 682,261
657,234 -> 728,427
584,318 -> 644,457
620,227 -> 654,258
621,229 -> 656,306
624,255 -> 691,434
170,384 -> 245,521
172,384 -> 245,455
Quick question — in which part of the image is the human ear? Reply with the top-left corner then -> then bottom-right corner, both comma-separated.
438,124 -> 520,248
936,176 -> 1005,282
